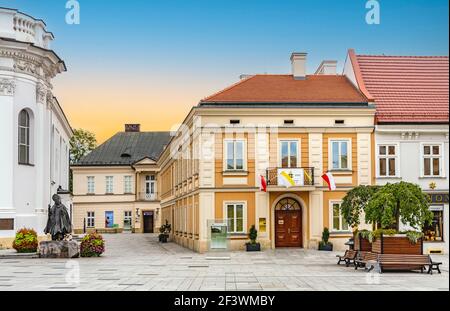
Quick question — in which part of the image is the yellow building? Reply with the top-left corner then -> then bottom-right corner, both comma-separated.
158,53 -> 376,253
71,125 -> 170,234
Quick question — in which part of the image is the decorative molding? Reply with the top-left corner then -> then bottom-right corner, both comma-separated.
36,82 -> 47,103
0,78 -> 16,96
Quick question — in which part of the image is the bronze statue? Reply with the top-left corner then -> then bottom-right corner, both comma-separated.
44,194 -> 72,241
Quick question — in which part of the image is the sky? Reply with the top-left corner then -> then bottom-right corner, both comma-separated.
1,0 -> 448,143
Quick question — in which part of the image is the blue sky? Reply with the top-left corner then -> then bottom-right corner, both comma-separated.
1,0 -> 448,140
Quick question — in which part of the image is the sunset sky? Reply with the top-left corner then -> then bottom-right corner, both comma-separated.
2,0 -> 448,143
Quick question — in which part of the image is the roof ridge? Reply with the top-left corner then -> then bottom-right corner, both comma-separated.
357,54 -> 449,59
201,75 -> 258,102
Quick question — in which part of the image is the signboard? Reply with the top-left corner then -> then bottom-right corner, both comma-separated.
429,193 -> 449,204
210,223 -> 227,249
277,168 -> 304,187
259,218 -> 266,233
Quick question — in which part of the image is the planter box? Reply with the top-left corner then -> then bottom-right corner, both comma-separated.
372,234 -> 423,255
318,243 -> 333,251
354,234 -> 372,251
246,243 -> 261,251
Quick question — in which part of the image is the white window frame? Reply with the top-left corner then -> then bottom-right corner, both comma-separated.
105,176 -> 114,194
420,143 -> 445,178
376,143 -> 400,178
223,139 -> 247,171
124,175 -> 133,194
328,139 -> 352,171
278,139 -> 300,168
87,176 -> 95,194
87,211 -> 95,228
329,200 -> 350,233
223,201 -> 247,234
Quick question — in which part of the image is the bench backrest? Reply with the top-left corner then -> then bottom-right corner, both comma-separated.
364,252 -> 378,261
347,250 -> 357,258
378,254 -> 430,264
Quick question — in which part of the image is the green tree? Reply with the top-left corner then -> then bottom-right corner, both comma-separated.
365,182 -> 432,231
69,129 -> 97,192
69,128 -> 97,164
341,185 -> 378,230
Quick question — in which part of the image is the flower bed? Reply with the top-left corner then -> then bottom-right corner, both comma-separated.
12,228 -> 38,253
80,233 -> 105,257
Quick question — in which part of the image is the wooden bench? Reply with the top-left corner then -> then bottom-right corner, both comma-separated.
336,250 -> 358,267
355,252 -> 378,270
376,254 -> 441,274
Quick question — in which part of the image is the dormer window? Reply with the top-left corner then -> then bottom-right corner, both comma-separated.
334,120 -> 345,125
284,120 -> 294,125
230,119 -> 240,125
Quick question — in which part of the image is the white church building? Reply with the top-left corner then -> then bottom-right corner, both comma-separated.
0,8 -> 72,247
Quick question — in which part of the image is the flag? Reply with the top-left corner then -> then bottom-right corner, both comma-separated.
260,175 -> 267,192
322,172 -> 336,191
280,171 -> 295,188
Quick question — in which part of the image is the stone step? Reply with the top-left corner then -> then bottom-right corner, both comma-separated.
0,251 -> 39,259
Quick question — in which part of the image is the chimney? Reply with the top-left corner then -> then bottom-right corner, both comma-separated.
290,52 -> 307,80
315,60 -> 337,75
125,124 -> 140,132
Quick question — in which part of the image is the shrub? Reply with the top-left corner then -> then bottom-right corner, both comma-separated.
248,225 -> 258,244
319,227 -> 332,248
12,228 -> 38,253
80,233 -> 105,257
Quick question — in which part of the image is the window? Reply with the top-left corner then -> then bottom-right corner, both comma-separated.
331,201 -> 349,232
377,145 -> 398,177
280,140 -> 298,168
423,206 -> 444,242
229,119 -> 240,125
87,176 -> 95,194
87,212 -> 95,228
422,144 -> 443,177
225,203 -> 245,233
124,211 -> 132,230
18,109 -> 30,164
124,175 -> 133,193
225,140 -> 245,170
105,176 -> 114,194
330,140 -> 350,170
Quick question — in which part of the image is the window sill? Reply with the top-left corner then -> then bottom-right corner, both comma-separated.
228,233 -> 247,238
18,162 -> 34,167
423,240 -> 445,243
105,193 -> 114,195
376,176 -> 402,179
328,170 -> 353,175
222,170 -> 249,176
330,231 -> 352,235
86,193 -> 95,196
419,176 -> 446,179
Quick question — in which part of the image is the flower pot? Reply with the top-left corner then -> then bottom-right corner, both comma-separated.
318,243 -> 333,251
160,234 -> 169,243
372,234 -> 423,254
246,243 -> 261,251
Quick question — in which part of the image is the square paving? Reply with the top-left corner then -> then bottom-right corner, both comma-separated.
0,234 -> 448,291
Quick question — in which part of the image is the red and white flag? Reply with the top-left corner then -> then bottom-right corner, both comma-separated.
322,172 -> 336,191
260,175 -> 267,192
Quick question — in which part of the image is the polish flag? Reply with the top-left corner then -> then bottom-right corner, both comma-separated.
322,172 -> 336,191
260,175 -> 267,192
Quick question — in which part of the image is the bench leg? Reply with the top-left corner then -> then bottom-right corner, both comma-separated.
427,265 -> 433,275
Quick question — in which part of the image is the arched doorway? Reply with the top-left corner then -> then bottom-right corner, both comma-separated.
275,198 -> 302,247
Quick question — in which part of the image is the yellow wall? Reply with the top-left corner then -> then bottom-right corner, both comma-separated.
323,133 -> 358,186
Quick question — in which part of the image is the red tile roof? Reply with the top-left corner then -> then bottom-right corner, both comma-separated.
200,74 -> 368,104
351,50 -> 449,123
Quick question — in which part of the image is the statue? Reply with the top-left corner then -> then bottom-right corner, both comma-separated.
44,194 -> 72,241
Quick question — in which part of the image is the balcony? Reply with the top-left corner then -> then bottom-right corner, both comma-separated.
266,167 -> 315,190
138,192 -> 158,201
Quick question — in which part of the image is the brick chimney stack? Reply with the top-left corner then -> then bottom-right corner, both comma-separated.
125,124 -> 140,132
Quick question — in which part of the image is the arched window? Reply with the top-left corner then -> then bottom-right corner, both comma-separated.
18,109 -> 30,164
275,198 -> 301,211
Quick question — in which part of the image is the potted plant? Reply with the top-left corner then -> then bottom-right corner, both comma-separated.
318,227 -> 333,251
245,225 -> 261,251
159,220 -> 171,243
12,228 -> 38,253
80,232 -> 105,257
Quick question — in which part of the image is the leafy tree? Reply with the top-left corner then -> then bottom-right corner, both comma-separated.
340,185 -> 378,229
69,128 -> 97,164
365,182 -> 432,231
69,129 -> 97,192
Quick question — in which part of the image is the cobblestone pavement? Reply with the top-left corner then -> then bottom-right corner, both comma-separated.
0,234 -> 448,291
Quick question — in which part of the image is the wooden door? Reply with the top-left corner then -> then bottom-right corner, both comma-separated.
275,210 -> 302,247
143,212 -> 154,233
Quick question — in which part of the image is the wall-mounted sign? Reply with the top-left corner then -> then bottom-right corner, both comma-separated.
429,193 -> 449,204
259,218 -> 266,233
278,168 -> 304,187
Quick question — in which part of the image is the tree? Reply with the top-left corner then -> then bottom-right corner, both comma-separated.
340,185 -> 378,229
365,182 -> 433,231
69,128 -> 97,164
69,129 -> 97,192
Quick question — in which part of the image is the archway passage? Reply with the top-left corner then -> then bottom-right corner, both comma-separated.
275,198 -> 302,247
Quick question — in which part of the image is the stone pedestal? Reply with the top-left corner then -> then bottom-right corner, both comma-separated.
39,241 -> 80,258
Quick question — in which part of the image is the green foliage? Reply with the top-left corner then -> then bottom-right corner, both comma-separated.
80,233 -> 105,257
402,230 -> 424,244
365,182 -> 433,230
12,228 -> 38,253
340,185 -> 378,228
248,225 -> 258,244
69,128 -> 97,165
372,228 -> 396,241
357,229 -> 374,243
321,227 -> 331,245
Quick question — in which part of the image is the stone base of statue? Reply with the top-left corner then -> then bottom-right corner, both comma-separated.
39,240 -> 80,258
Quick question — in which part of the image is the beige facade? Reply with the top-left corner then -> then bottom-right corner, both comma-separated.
158,106 -> 376,253
72,163 -> 163,234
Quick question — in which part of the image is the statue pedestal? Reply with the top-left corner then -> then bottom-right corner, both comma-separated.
39,241 -> 80,258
